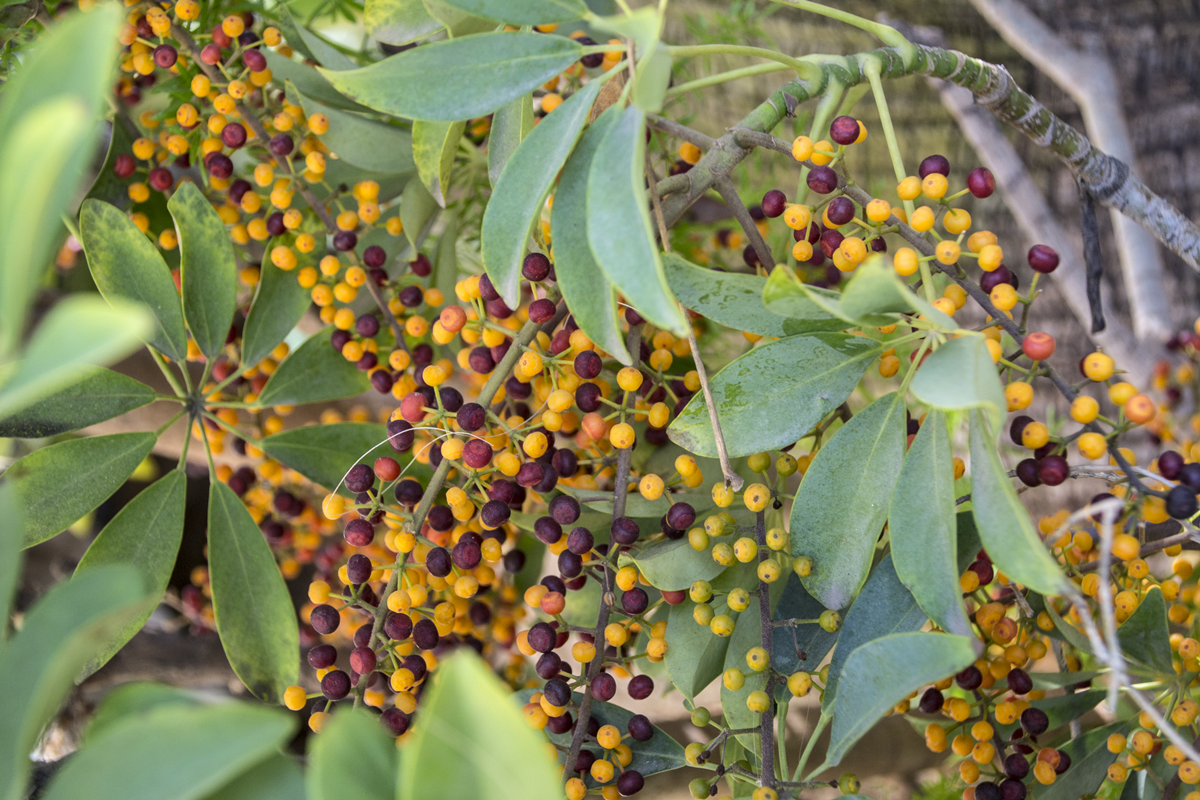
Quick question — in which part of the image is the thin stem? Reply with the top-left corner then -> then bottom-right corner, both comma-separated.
755,509 -> 776,788
715,177 -> 774,270
363,277 -> 410,356
146,346 -> 187,398
793,711 -> 829,782
666,63 -> 792,98
668,44 -> 820,82
766,0 -> 916,64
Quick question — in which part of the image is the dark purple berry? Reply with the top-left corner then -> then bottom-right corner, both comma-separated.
967,167 -> 995,198
1028,244 -> 1059,274
829,115 -> 860,146
919,154 -> 950,178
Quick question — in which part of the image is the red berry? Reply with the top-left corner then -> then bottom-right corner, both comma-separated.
211,25 -> 232,48
221,122 -> 247,149
761,189 -> 786,218
153,44 -> 177,69
147,167 -> 173,192
967,167 -> 995,198
113,152 -> 136,178
829,115 -> 859,146
1028,244 -> 1059,273
806,166 -> 837,194
243,48 -> 267,72
200,43 -> 222,65
1022,332 -> 1056,361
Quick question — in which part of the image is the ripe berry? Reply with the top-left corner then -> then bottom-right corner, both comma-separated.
956,665 -> 983,690
380,709 -> 409,736
114,153 -> 136,178
153,44 -> 178,68
343,518 -> 374,547
147,167 -> 173,192
243,48 -> 267,72
350,646 -> 377,675
616,770 -> 645,796
1160,450 -> 1185,480
806,166 -> 837,194
980,266 -> 1017,293
1037,455 -> 1069,486
761,189 -> 786,218
826,196 -> 855,225
384,611 -> 412,640
611,517 -> 639,545
918,687 -> 943,713
345,553 -> 373,584
529,298 -> 555,323
627,712 -> 653,739
967,167 -> 995,198
412,618 -> 440,650
200,43 -> 222,65
974,783 -> 1001,800
1007,668 -> 1033,695
1022,332 -> 1056,361
345,464 -> 375,492
1166,485 -> 1198,519
1020,707 -> 1049,735
549,495 -> 580,525
307,644 -> 336,669
829,115 -> 859,145
333,231 -> 357,252
1028,244 -> 1059,273
205,153 -> 233,179
522,252 -> 551,281
321,670 -> 350,700
591,671 -> 616,701
918,154 -> 950,178
310,604 -> 340,635
269,133 -> 294,156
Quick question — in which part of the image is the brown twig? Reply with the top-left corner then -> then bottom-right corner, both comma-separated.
713,177 -> 775,270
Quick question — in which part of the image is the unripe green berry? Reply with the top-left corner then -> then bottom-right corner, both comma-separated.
690,707 -> 711,727
839,773 -> 860,794
793,555 -> 813,577
690,579 -> 713,603
819,609 -> 842,632
689,778 -> 710,799
776,454 -> 797,476
748,452 -> 771,473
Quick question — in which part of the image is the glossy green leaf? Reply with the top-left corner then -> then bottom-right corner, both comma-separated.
85,682 -> 201,744
550,108 -> 629,364
258,327 -> 372,407
0,5 -> 122,358
84,119 -> 135,209
413,119 -> 465,207
74,471 -> 186,678
586,105 -> 687,334
41,701 -> 295,800
665,254 -> 841,337
364,0 -> 443,46
1045,600 -> 1093,655
434,213 -> 460,304
821,554 -> 928,709
278,6 -> 355,70
321,32 -> 582,122
169,182 -> 237,359
0,484 -> 19,639
771,573 -> 839,676
839,256 -> 956,330
437,0 -> 586,24
200,754 -> 305,800
665,596 -> 734,700
241,260 -> 312,371
262,422 -> 428,492
1037,721 -> 1131,800
969,410 -> 1068,596
0,564 -> 147,800
762,265 -> 859,326
557,484 -> 671,517
263,50 -> 374,112
516,687 -> 687,781
630,536 -> 727,591
669,333 -> 878,459
825,632 -> 976,767
482,76 -> 604,307
0,295 -> 151,421
292,85 -> 414,175
400,175 -> 439,251
309,709 -> 395,800
1119,587 -> 1173,674
208,481 -> 299,703
400,653 -> 561,800
912,335 -> 1006,438
79,198 -> 188,361
0,366 -> 154,439
889,411 -> 971,636
488,93 -> 533,187
423,0 -> 495,36
7,431 -> 156,548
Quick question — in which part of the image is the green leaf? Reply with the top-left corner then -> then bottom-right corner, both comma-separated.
632,43 -> 671,113
0,5 -> 123,358
1037,721 -> 1131,800
482,77 -> 605,307
665,254 -> 841,337
264,50 -> 374,112
79,197 -> 189,362
805,400 -> 918,588
200,754 -> 305,800
630,536 -> 727,591
0,564 -> 148,800
423,0 -> 496,36
7,431 -> 156,548
309,709 -> 395,800
258,327 -> 372,407
85,682 -> 201,743
0,366 -> 154,439
84,119 -> 135,209
169,182 -> 237,359
771,573 -> 839,675
557,484 -> 671,517
241,260 -> 312,371
208,481 -> 299,703
762,265 -> 859,326
968,410 -> 1068,596
550,108 -> 629,364
321,32 -> 582,122
1044,600 -> 1093,655
364,0 -> 443,46
400,175 -> 439,252
911,335 -> 1006,438
73,472 -> 186,678
0,484 -> 21,637
1119,587 -> 1173,674
277,6 -> 356,70
825,632 -> 977,767
838,256 -> 956,330
821,554 -> 929,709
291,85 -> 414,175
669,332 -> 878,459
586,105 -> 687,335
399,652 -> 561,800
433,213 -> 460,305
488,93 -> 534,187
262,422 -> 429,493
41,701 -> 295,800
589,7 -> 660,50
889,410 -> 971,637
413,120 -> 465,208
515,687 -> 687,780
0,295 -> 152,421
436,0 -> 587,24
664,596 -> 733,700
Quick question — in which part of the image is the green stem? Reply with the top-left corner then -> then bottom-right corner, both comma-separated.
793,711 -> 829,781
147,346 -> 187,398
666,62 -> 792,98
795,80 -> 842,208
864,55 -> 914,215
668,44 -> 820,82
154,408 -> 185,437
766,0 -> 916,66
